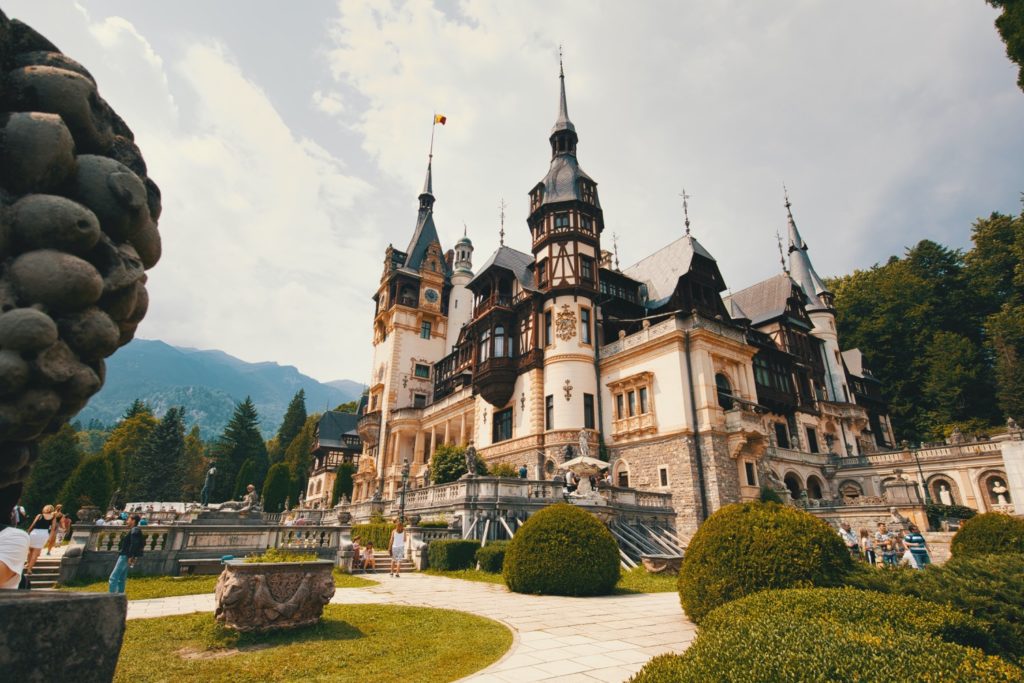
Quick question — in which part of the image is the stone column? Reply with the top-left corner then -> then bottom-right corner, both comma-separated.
459,413 -> 467,445
968,469 -> 988,513
429,428 -> 436,460
414,430 -> 425,463
444,420 -> 450,445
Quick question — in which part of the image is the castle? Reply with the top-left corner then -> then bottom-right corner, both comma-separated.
348,64 -> 1015,538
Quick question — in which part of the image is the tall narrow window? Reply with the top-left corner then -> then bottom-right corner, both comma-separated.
538,259 -> 548,287
580,256 -> 594,283
413,394 -> 427,408
420,321 -> 431,339
774,423 -> 790,449
545,395 -> 554,430
659,467 -> 669,487
806,427 -> 820,454
616,394 -> 624,420
744,462 -> 757,486
580,307 -> 591,344
639,387 -> 649,414
716,373 -> 734,410
492,408 -> 513,442
628,391 -> 636,417
478,327 -> 490,363
494,326 -> 506,358
583,393 -> 595,429
544,310 -> 552,346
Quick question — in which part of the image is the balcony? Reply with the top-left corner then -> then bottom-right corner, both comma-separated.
473,357 -> 517,407
356,411 -> 381,443
472,293 -> 514,319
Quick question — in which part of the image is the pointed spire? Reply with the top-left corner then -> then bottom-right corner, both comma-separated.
418,156 -> 435,212
554,46 -> 575,134
782,185 -> 830,308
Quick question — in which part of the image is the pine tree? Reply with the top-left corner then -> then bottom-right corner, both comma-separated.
128,407 -> 186,502
103,406 -> 157,494
283,414 -> 320,502
262,463 -> 292,512
233,459 -> 255,500
122,399 -> 150,420
22,424 -> 82,515
180,425 -> 209,502
211,397 -> 268,500
57,456 -> 114,521
269,390 -> 307,463
332,462 -> 355,506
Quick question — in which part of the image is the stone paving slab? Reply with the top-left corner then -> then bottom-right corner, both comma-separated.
125,573 -> 696,682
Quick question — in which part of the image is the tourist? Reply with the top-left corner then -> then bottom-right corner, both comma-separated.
389,521 -> 406,577
352,536 -> 363,572
565,470 -> 578,493
838,522 -> 859,558
363,542 -> 375,571
875,523 -> 897,566
519,464 -> 528,479
858,528 -> 876,565
59,513 -> 72,544
108,513 -> 145,594
45,503 -> 64,555
25,504 -> 56,575
902,524 -> 931,569
0,486 -> 30,590
10,499 -> 26,528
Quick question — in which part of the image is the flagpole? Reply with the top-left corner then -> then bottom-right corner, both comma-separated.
429,113 -> 436,161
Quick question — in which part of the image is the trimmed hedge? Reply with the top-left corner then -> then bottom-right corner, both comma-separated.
352,523 -> 394,550
700,587 -> 992,653
476,541 -> 509,573
677,502 -> 852,623
926,502 -> 977,530
503,503 -> 620,596
951,512 -> 1024,558
629,619 -> 1021,683
846,553 -> 1024,663
428,539 -> 481,570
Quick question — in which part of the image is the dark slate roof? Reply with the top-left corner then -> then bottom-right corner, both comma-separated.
622,234 -> 716,304
786,204 -> 829,310
724,273 -> 807,325
538,154 -> 599,208
403,209 -> 448,274
316,411 -> 360,450
468,245 -> 538,291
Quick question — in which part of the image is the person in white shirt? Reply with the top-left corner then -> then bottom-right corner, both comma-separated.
1,486 -> 31,589
837,522 -> 859,558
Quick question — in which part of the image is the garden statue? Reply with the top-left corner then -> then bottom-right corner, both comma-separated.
200,466 -> 217,506
938,484 -> 953,506
992,479 -> 1010,505
578,429 -> 591,459
463,442 -> 477,477
888,506 -> 910,530
423,466 -> 431,486
0,10 -> 163,506
212,484 -> 260,513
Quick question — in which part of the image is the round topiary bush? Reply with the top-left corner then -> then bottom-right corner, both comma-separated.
503,503 -> 620,596
951,512 -> 1024,558
677,502 -> 852,622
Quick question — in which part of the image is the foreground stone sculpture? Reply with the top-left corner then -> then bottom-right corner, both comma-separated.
0,10 -> 162,493
215,560 -> 336,632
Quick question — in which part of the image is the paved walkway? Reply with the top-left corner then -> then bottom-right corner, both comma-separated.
126,573 -> 697,682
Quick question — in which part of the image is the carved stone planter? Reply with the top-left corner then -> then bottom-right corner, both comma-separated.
640,553 -> 683,574
214,560 -> 335,632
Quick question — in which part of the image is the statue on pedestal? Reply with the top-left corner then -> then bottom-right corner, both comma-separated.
578,430 -> 591,459
463,443 -> 478,477
992,479 -> 1010,505
200,467 -> 217,507
938,484 -> 953,506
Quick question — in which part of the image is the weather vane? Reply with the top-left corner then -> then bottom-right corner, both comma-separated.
680,188 -> 692,236
612,232 -> 621,270
499,198 -> 507,246
776,230 -> 788,274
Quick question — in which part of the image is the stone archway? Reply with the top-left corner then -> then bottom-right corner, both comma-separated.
784,472 -> 803,501
614,459 -> 631,488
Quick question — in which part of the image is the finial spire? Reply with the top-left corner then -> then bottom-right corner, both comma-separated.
612,232 -> 621,271
776,230 -> 788,274
463,222 -> 467,238
551,45 -> 575,136
499,198 -> 507,246
680,188 -> 692,237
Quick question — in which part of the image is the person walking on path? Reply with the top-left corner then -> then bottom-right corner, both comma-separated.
108,513 -> 144,593
45,504 -> 64,555
902,524 -> 931,569
0,486 -> 30,590
25,504 -> 56,574
388,521 -> 406,578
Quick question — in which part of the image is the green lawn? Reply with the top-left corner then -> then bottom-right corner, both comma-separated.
423,566 -> 679,593
58,569 -> 376,600
115,604 -> 512,683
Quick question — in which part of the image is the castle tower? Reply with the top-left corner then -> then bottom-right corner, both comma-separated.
527,59 -> 603,450
785,191 -> 851,405
445,228 -> 474,348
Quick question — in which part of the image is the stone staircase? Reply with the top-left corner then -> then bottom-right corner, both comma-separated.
26,556 -> 62,589
351,551 -> 416,575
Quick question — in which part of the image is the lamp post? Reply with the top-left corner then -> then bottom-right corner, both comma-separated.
908,441 -> 931,505
398,458 -> 410,523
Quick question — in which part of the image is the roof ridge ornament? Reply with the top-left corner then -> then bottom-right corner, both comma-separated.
776,229 -> 788,275
680,187 -> 692,237
612,232 -> 621,271
499,197 -> 507,247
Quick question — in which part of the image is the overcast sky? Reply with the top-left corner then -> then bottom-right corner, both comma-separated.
7,1 -> 1023,384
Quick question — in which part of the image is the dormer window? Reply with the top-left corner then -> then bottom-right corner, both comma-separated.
580,181 -> 595,204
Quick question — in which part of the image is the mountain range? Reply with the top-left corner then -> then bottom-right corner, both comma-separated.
74,339 -> 365,439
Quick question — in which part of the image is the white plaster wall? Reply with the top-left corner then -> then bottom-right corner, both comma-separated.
809,310 -> 850,402
542,295 -> 598,432
445,275 -> 474,349
599,346 -> 690,435
1002,441 -> 1024,516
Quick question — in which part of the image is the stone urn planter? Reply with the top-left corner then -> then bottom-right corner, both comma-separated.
640,554 -> 683,575
214,560 -> 335,632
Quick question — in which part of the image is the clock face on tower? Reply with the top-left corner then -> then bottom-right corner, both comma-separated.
424,288 -> 439,303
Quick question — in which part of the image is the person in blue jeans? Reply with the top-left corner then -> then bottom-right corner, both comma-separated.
108,513 -> 144,593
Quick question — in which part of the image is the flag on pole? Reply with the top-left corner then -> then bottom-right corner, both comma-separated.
434,114 -> 447,125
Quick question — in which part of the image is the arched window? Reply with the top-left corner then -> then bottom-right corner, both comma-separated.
615,460 -> 630,488
716,373 -> 734,410
784,472 -> 803,501
806,475 -> 824,500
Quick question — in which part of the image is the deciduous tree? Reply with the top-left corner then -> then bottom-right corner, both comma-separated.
23,424 -> 82,515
